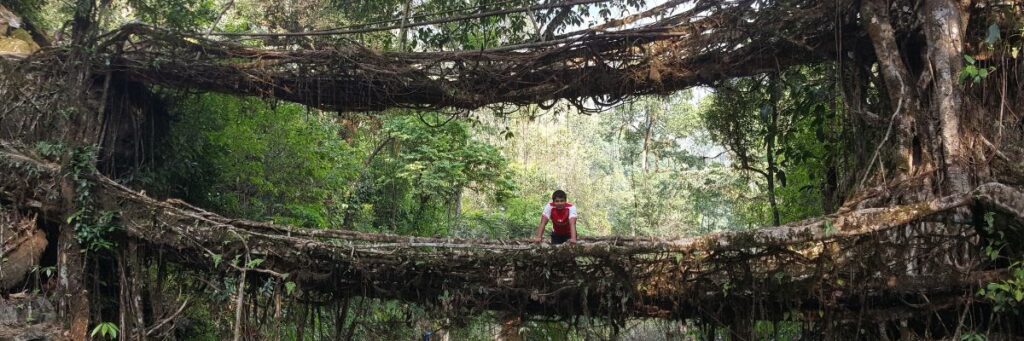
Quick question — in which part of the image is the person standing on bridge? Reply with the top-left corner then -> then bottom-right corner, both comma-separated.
532,190 -> 577,245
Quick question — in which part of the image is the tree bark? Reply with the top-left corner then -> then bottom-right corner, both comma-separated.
766,75 -> 782,226
56,179 -> 89,340
117,241 -> 147,339
70,0 -> 95,45
861,0 -> 921,180
398,0 -> 413,51
923,0 -> 972,194
56,1 -> 98,338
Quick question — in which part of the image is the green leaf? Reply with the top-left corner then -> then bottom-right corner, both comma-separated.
66,210 -> 83,224
285,281 -> 296,295
90,322 -> 119,339
212,254 -> 223,268
246,258 -> 264,269
964,54 -> 976,64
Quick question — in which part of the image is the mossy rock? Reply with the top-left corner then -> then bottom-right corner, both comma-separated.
0,29 -> 38,55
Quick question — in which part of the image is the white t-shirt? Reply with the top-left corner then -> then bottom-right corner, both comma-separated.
542,203 -> 577,219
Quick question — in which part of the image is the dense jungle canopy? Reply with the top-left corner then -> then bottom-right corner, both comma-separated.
1,0 -> 1024,339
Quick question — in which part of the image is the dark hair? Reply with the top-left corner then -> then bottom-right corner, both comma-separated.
552,190 -> 567,201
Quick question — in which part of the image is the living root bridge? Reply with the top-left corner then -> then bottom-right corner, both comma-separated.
68,0 -> 848,113
2,141 -> 1023,322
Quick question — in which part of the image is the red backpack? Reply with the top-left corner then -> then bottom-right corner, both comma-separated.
549,203 -> 573,235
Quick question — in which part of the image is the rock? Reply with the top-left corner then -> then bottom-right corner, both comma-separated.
0,6 -> 39,59
0,295 -> 58,341
1,212 -> 47,291
0,5 -> 23,31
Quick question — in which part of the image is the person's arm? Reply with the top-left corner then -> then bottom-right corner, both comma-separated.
569,217 -> 578,244
568,205 -> 578,243
533,215 -> 549,243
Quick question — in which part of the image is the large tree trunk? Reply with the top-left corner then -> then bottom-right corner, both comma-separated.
858,0 -> 996,199
922,0 -> 973,195
861,0 -> 923,184
56,194 -> 90,340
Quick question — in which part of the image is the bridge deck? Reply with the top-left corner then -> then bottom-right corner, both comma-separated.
3,143 -> 1022,323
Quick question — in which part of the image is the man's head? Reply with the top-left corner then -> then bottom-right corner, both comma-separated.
551,190 -> 567,208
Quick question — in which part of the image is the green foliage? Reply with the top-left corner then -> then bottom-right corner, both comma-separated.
978,263 -> 1024,312
90,322 -> 119,340
124,0 -> 220,31
68,209 -> 118,251
211,253 -> 223,268
30,265 -> 55,278
457,194 -> 540,239
149,94 -> 360,228
284,281 -> 296,295
34,140 -> 64,159
325,0 -> 646,51
245,257 -> 264,269
978,211 -> 1024,312
983,212 -> 1004,261
147,94 -> 518,239
387,114 -> 513,203
465,106 -> 630,236
33,140 -> 119,249
604,92 -> 778,234
960,55 -> 996,84
64,145 -> 120,251
702,66 -> 840,225
0,0 -> 72,32
361,113 -> 516,235
753,320 -> 802,340
454,91 -> 774,239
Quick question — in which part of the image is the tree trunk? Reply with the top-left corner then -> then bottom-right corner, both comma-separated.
117,241 -> 147,339
642,106 -> 654,173
859,0 -> 991,198
861,0 -> 922,181
398,0 -> 413,51
923,0 -> 973,194
766,75 -> 782,226
57,212 -> 89,339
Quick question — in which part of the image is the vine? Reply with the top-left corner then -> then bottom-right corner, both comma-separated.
65,145 -> 120,252
978,212 -> 1024,312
